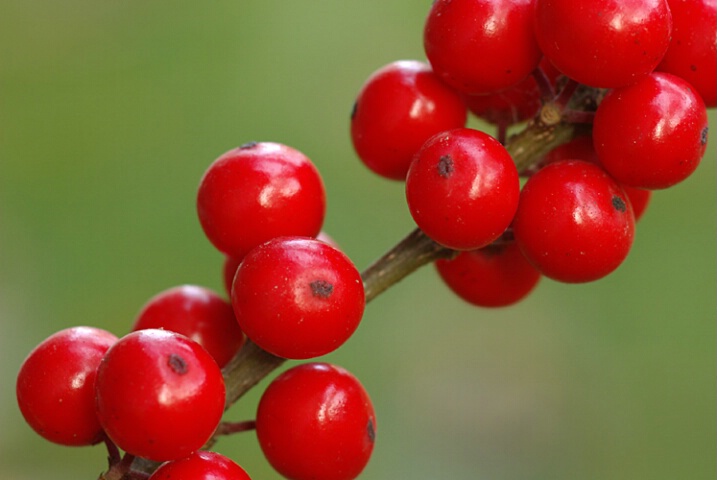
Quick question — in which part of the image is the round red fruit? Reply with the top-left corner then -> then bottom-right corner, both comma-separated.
351,60 -> 467,180
150,451 -> 252,480
17,326 -> 117,446
435,242 -> 541,307
593,72 -> 708,190
424,0 -> 542,95
534,0 -> 672,88
657,0 -> 717,107
512,160 -> 635,283
232,237 -> 365,359
405,128 -> 520,250
132,285 -> 245,367
197,141 -> 326,259
256,363 -> 376,480
95,329 -> 225,461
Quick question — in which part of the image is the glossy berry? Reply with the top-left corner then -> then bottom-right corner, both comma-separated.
657,0 -> 717,107
538,135 -> 652,221
132,285 -> 245,367
150,451 -> 252,480
593,72 -> 709,190
405,128 -> 520,250
222,254 -> 243,298
232,236 -> 365,359
435,242 -> 541,307
256,363 -> 376,480
95,329 -> 226,461
534,0 -> 672,88
16,327 -> 117,446
424,0 -> 542,95
197,142 -> 326,259
350,60 -> 467,180
512,160 -> 635,283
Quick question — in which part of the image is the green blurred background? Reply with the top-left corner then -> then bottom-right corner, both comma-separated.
1,1 -> 714,479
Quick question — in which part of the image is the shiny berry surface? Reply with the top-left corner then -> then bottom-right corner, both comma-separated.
132,285 -> 245,367
149,451 -> 252,480
512,160 -> 636,283
197,141 -> 326,259
657,0 -> 717,106
256,363 -> 376,480
350,60 -> 467,180
424,0 -> 542,95
232,237 -> 365,359
406,128 -> 520,250
16,326 -> 117,446
435,242 -> 541,307
534,0 -> 672,88
593,72 -> 709,190
95,329 -> 225,461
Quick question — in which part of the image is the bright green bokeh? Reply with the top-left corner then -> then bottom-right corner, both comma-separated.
1,2 -> 714,479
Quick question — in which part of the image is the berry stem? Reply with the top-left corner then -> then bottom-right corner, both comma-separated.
215,420 -> 257,436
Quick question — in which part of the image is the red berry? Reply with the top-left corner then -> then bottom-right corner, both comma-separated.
435,243 -> 541,307
197,141 -> 326,259
16,327 -> 117,446
350,60 -> 467,180
150,451 -> 252,480
232,237 -> 365,359
534,0 -> 673,88
593,72 -> 709,190
95,329 -> 225,461
424,0 -> 542,95
222,254 -> 243,298
132,285 -> 245,367
256,363 -> 376,480
657,0 -> 717,107
537,135 -> 653,221
405,128 -> 520,250
512,160 -> 636,283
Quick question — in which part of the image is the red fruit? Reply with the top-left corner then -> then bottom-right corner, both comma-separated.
132,285 -> 245,367
657,0 -> 717,107
405,128 -> 520,250
534,0 -> 673,88
197,141 -> 326,259
436,243 -> 541,307
95,329 -> 225,461
350,60 -> 467,180
593,72 -> 709,189
256,363 -> 376,480
232,237 -> 365,359
424,0 -> 542,95
222,254 -> 243,298
512,160 -> 636,283
150,451 -> 252,480
16,327 -> 117,446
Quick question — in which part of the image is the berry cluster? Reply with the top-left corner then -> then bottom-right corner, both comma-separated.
16,0 -> 714,478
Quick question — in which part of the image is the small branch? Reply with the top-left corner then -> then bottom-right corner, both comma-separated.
361,228 -> 456,303
214,420 -> 257,437
532,66 -> 556,103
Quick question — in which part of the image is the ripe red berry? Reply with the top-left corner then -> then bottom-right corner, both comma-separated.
149,451 -> 252,480
424,0 -> 542,95
657,0 -> 717,107
256,363 -> 376,480
534,0 -> 673,88
405,128 -> 520,250
350,60 -> 467,180
232,236 -> 365,359
197,141 -> 326,259
538,135 -> 652,221
132,285 -> 245,367
435,242 -> 541,307
222,254 -> 243,297
95,329 -> 226,462
593,72 -> 709,190
16,326 -> 117,446
512,160 -> 636,283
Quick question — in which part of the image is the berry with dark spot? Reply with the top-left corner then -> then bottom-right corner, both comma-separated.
232,237 -> 365,359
